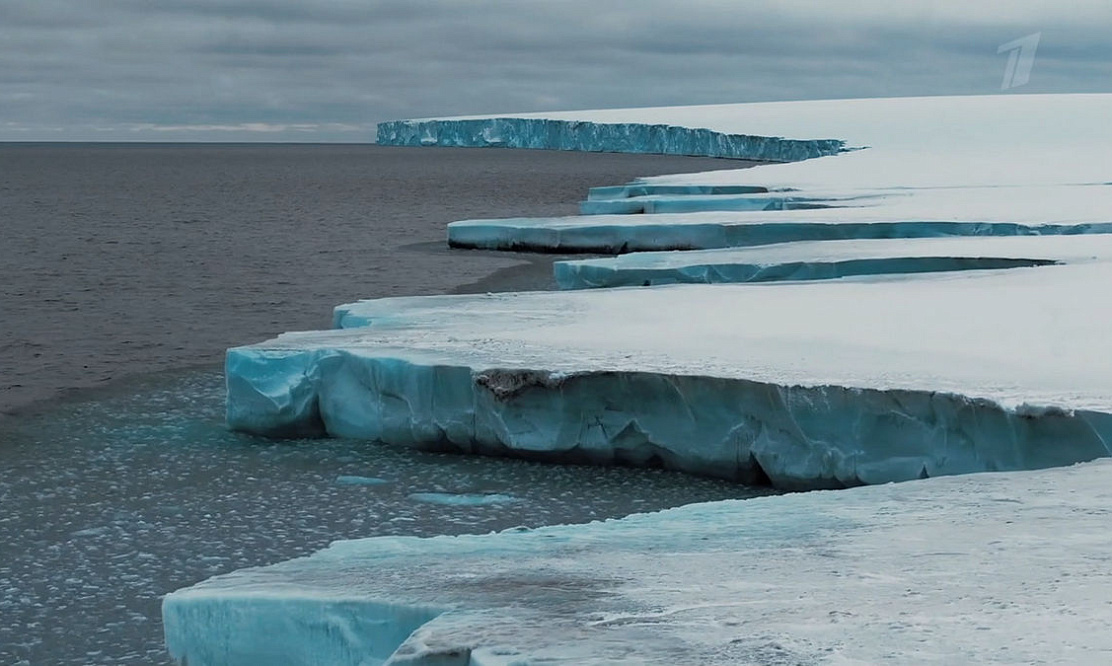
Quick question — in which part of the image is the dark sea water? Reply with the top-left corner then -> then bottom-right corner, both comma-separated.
0,144 -> 768,665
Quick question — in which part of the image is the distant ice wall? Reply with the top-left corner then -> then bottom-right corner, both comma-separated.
376,118 -> 845,162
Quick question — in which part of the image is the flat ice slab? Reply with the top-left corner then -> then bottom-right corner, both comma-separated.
448,184 -> 1112,252
385,94 -> 1112,189
164,459 -> 1112,665
555,233 -> 1112,289
414,96 -> 1112,254
227,262 -> 1112,489
377,114 -> 846,162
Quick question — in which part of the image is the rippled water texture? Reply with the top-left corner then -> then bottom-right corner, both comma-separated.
0,369 -> 773,665
0,144 -> 762,664
0,143 -> 738,414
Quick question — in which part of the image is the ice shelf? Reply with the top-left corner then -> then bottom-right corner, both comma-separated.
577,193 -> 849,215
554,233 -> 1112,289
172,93 -> 1112,664
227,263 -> 1112,490
383,94 -> 1112,190
376,117 -> 845,162
448,184 -> 1112,252
164,459 -> 1112,665
415,96 -> 1112,254
585,183 -> 770,199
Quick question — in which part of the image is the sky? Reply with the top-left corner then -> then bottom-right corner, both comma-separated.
1,0 -> 1109,142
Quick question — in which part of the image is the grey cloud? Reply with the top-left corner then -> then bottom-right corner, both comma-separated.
0,0 -> 1108,141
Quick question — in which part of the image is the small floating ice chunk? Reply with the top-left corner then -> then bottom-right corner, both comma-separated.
71,527 -> 108,537
335,475 -> 391,487
408,493 -> 520,507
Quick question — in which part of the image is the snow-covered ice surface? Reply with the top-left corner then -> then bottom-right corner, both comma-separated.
390,94 -> 1112,187
448,184 -> 1112,252
555,233 -> 1112,289
376,116 -> 846,162
164,459 -> 1112,665
226,262 -> 1112,489
432,95 -> 1112,252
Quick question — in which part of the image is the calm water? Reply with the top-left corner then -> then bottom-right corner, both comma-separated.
0,144 -> 767,665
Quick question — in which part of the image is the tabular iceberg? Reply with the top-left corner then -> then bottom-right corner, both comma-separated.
164,459 -> 1112,665
227,263 -> 1112,490
428,96 -> 1112,254
448,184 -> 1112,253
376,117 -> 845,162
385,95 -> 1112,190
577,193 -> 847,215
554,234 -> 1112,289
585,183 -> 770,199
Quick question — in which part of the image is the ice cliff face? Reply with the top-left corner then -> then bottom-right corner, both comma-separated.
376,117 -> 845,162
447,215 -> 1112,253
446,181 -> 1112,253
226,347 -> 1112,490
225,261 -> 1112,491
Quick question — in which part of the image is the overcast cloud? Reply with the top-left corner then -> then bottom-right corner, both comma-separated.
1,0 -> 1109,141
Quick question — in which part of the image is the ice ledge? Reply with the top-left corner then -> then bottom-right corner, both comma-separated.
553,234 -> 1112,289
376,118 -> 846,162
164,460 -> 1112,664
447,215 -> 1112,254
226,348 -> 1112,490
225,265 -> 1112,490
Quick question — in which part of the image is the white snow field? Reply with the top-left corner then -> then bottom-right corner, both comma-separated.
163,459 -> 1112,665
554,233 -> 1112,289
227,261 -> 1112,490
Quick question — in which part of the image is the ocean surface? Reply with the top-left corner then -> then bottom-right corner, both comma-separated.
0,143 -> 768,665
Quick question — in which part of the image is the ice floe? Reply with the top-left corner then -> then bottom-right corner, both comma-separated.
228,262 -> 1112,489
165,460 -> 1112,665
554,233 -> 1112,289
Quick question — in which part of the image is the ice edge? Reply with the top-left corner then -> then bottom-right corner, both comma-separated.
224,348 -> 1112,491
376,117 -> 846,162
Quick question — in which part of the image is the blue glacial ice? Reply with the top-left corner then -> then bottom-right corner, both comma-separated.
448,212 -> 1112,253
163,591 -> 445,666
553,234 -> 1112,289
163,459 -> 1112,665
225,263 -> 1112,490
585,183 -> 769,200
382,95 -> 1112,192
578,193 -> 842,215
376,117 -> 845,162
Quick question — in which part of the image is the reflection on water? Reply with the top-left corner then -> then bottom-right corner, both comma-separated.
0,368 -> 773,665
